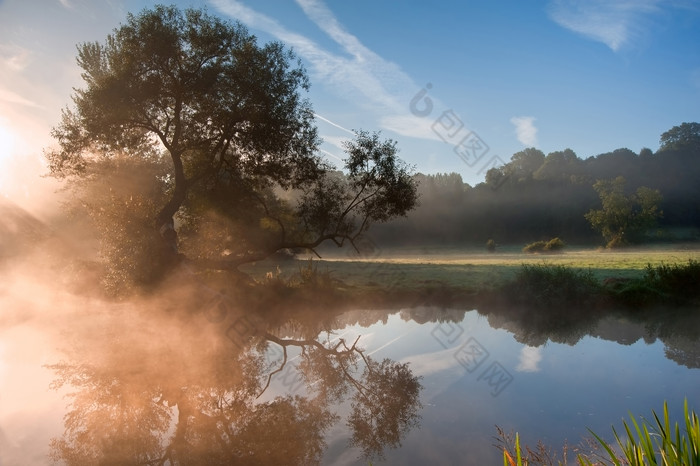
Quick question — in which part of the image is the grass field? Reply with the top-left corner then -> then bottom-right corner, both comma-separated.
240,243 -> 700,292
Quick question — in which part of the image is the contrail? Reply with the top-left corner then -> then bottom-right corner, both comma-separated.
319,148 -> 344,163
314,113 -> 355,135
367,334 -> 404,356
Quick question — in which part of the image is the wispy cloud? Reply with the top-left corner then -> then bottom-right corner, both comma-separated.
0,45 -> 33,72
516,345 -> 542,372
380,114 -> 446,141
294,0 -> 367,61
511,116 -> 538,147
0,88 -> 41,108
547,0 -> 661,51
401,348 -> 462,376
210,0 -> 445,141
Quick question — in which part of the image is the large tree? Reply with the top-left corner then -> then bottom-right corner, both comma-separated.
659,122 -> 700,151
585,176 -> 663,248
46,5 -> 416,288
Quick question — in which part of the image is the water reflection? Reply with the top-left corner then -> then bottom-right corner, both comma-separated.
4,279 -> 699,464
394,304 -> 700,369
45,304 -> 422,465
478,304 -> 700,369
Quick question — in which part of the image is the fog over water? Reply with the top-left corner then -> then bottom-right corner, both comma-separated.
1,201 -> 699,464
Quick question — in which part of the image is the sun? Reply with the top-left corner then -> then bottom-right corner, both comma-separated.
0,122 -> 17,161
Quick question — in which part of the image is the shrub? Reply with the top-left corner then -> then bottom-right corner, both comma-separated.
486,239 -> 497,252
643,259 -> 700,296
510,263 -> 600,308
523,238 -> 566,254
523,240 -> 547,253
608,259 -> 700,307
544,237 -> 565,252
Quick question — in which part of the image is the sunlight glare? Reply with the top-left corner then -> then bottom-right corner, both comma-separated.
0,122 -> 17,161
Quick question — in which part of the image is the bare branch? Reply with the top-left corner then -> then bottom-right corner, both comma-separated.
256,346 -> 288,399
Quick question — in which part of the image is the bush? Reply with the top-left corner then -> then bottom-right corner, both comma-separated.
643,259 -> 700,293
486,239 -> 497,252
544,237 -> 565,251
633,259 -> 700,304
510,263 -> 600,308
523,240 -> 547,253
603,260 -> 700,307
523,238 -> 566,254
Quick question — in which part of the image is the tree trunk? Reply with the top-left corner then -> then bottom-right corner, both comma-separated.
156,150 -> 188,261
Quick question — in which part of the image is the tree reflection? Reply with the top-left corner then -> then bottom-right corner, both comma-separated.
347,358 -> 422,459
47,312 -> 422,465
396,305 -> 700,369
48,362 -> 172,465
268,332 -> 422,459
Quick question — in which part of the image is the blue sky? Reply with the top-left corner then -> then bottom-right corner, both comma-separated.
1,0 -> 699,207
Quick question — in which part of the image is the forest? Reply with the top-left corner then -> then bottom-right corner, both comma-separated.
372,122 -> 700,248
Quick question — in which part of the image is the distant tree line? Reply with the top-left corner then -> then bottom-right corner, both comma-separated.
371,123 -> 700,247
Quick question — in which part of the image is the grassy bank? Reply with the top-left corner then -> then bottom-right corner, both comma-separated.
240,245 -> 700,298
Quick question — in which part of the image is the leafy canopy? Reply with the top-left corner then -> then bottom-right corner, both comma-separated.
585,176 -> 663,248
659,122 -> 700,151
46,5 -> 417,289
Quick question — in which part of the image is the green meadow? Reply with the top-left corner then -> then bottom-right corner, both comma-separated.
241,244 -> 700,293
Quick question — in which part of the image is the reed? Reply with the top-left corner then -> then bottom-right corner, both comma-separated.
501,400 -> 699,466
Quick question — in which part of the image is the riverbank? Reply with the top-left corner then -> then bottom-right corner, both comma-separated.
242,244 -> 699,288
235,245 -> 700,310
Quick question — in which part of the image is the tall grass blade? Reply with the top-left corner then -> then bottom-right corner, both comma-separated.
588,428 -> 622,466
515,433 -> 524,466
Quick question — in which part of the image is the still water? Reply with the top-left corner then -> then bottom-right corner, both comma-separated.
1,293 -> 699,465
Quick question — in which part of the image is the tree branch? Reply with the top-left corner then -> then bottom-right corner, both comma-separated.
256,346 -> 288,399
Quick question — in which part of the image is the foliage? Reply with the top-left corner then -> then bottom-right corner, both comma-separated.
506,148 -> 546,183
46,5 -> 417,290
634,260 -> 700,305
66,153 -> 173,293
584,399 -> 700,466
545,237 -> 566,251
500,400 -> 700,465
487,238 -> 497,252
47,306 -> 424,465
509,263 -> 601,308
603,260 -> 700,307
643,259 -> 700,295
295,130 -> 417,247
533,148 -> 580,182
523,238 -> 566,254
347,358 -> 422,460
585,177 -> 663,248
372,123 -> 700,249
660,122 -> 700,151
523,241 -> 548,253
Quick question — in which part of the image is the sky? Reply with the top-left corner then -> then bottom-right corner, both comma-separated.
0,0 -> 699,212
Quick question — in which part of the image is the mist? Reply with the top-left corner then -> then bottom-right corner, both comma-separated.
1,1 -> 699,463
0,192 -> 429,465
372,142 -> 700,248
